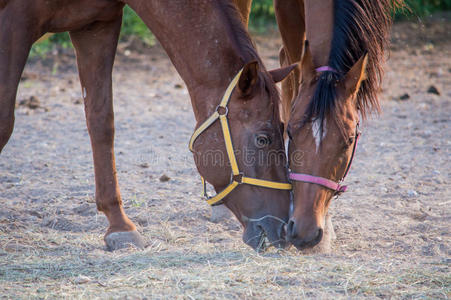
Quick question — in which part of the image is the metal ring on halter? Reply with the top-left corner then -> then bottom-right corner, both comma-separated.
216,105 -> 228,116
231,173 -> 244,184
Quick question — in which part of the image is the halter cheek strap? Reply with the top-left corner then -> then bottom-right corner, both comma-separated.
189,68 -> 292,206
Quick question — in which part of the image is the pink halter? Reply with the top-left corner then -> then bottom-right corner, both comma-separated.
289,121 -> 361,195
289,173 -> 348,193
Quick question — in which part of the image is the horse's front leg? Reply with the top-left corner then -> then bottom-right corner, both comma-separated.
0,4 -> 36,152
274,0 -> 305,123
70,17 -> 144,251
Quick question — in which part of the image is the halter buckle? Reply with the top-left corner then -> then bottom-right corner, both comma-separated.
334,188 -> 344,196
356,121 -> 361,136
333,180 -> 348,196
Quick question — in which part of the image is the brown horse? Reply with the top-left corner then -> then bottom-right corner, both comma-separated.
233,0 -> 403,249
274,0 -> 403,249
0,1 -> 296,251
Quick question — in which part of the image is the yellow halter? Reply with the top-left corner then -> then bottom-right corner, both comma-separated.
189,68 -> 292,206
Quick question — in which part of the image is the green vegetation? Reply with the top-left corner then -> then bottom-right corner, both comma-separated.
120,6 -> 154,46
30,32 -> 71,58
30,0 -> 451,56
248,0 -> 276,31
247,0 -> 451,22
30,6 -> 150,57
400,0 -> 451,17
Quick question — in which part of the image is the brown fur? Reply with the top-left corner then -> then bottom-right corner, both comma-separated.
233,0 -> 252,26
0,0 -> 294,251
0,0 -> 7,9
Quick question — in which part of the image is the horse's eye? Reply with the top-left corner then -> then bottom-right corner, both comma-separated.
347,136 -> 355,147
255,134 -> 272,147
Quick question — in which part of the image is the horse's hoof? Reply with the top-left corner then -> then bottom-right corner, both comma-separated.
210,205 -> 233,223
104,230 -> 145,251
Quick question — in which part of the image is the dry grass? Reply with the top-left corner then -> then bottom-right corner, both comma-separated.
1,227 -> 449,299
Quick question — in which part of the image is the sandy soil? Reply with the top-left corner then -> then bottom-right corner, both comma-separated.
0,15 -> 450,299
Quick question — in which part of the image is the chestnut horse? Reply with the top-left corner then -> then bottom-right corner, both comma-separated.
0,1 -> 296,251
235,0 -> 402,250
277,0 -> 403,249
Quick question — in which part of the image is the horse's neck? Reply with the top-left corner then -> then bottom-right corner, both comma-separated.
304,0 -> 334,66
125,0 -> 256,120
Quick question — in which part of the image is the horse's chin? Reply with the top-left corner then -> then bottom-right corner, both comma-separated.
289,231 -> 323,250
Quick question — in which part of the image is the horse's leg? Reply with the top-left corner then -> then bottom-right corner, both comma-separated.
278,47 -> 295,125
274,0 -> 305,123
0,9 -> 35,152
69,18 -> 144,250
325,213 -> 336,241
233,0 -> 253,27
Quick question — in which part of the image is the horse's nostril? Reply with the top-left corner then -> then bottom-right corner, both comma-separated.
287,219 -> 296,239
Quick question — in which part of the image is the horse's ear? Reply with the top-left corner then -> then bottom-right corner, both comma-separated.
238,61 -> 259,97
300,40 -> 316,83
344,53 -> 368,96
269,63 -> 298,83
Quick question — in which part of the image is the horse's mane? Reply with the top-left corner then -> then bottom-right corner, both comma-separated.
215,1 -> 259,64
305,0 -> 403,133
215,1 -> 281,121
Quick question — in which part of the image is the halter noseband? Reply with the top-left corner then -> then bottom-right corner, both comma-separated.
189,68 -> 292,206
288,65 -> 360,195
289,122 -> 360,195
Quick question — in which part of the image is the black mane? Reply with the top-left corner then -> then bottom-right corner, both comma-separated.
304,0 -> 403,134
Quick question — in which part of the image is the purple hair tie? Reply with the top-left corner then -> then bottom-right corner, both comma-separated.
315,66 -> 338,73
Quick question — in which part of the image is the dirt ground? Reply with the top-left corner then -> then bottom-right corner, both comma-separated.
0,15 -> 450,299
